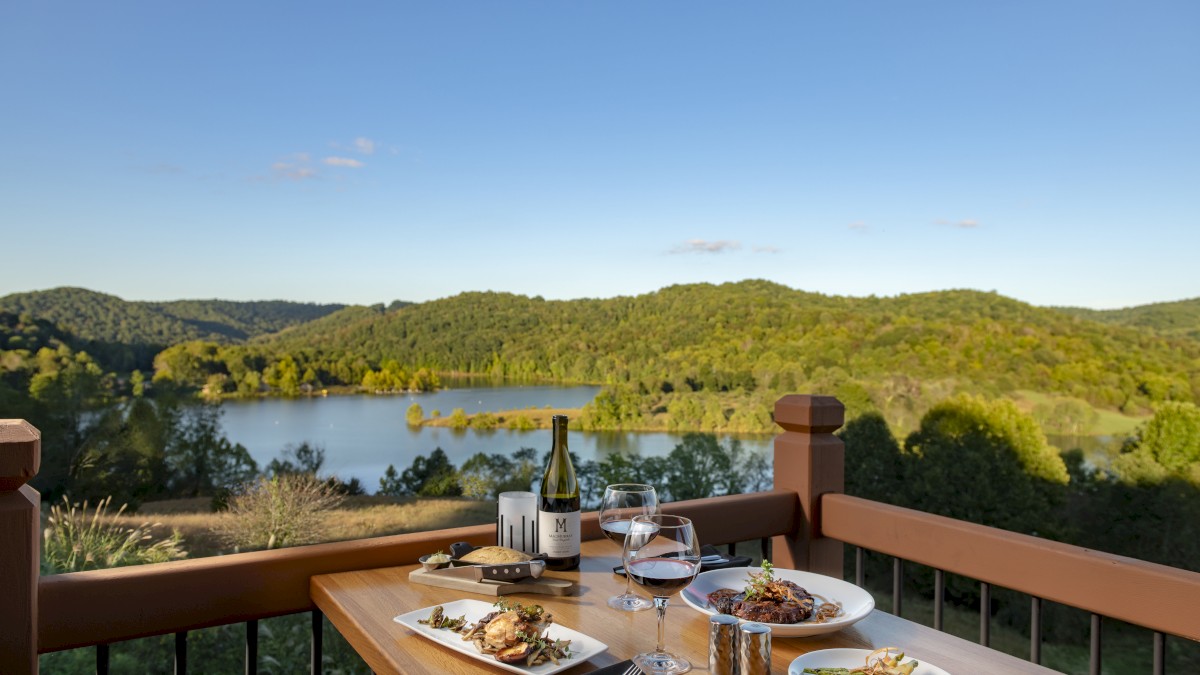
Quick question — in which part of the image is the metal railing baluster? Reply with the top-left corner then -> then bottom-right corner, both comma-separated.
175,631 -> 187,675
1089,613 -> 1102,675
855,547 -> 864,587
245,619 -> 258,675
1030,596 -> 1042,664
96,642 -> 109,675
933,569 -> 944,631
1153,631 -> 1165,675
979,582 -> 990,647
312,609 -> 324,675
892,558 -> 903,616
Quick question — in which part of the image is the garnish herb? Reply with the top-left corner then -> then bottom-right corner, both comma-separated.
744,560 -> 775,600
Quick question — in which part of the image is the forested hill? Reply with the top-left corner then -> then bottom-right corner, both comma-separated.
7,282 -> 1199,425
258,280 -> 1199,416
1054,298 -> 1200,341
0,287 -> 345,368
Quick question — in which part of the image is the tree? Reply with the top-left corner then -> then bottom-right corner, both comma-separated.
378,464 -> 404,496
665,433 -> 732,501
167,404 -> 258,498
1111,402 -> 1200,482
840,412 -> 905,503
406,403 -> 424,426
902,395 -> 1068,537
267,441 -> 326,477
398,448 -> 462,496
458,453 -> 514,498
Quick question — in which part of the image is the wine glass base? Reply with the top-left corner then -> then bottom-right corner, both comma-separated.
634,651 -> 691,674
607,592 -> 653,612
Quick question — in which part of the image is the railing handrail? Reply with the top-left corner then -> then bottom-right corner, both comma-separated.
820,492 -> 1200,641
37,490 -> 798,653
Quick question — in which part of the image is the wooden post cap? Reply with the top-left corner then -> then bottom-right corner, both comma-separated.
774,395 -> 845,433
0,420 -> 41,491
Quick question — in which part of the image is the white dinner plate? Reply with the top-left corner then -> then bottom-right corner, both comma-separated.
788,648 -> 950,675
394,598 -> 608,674
680,567 -> 874,637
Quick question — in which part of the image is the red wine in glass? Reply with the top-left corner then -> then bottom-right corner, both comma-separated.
623,514 -> 701,674
599,484 -> 659,612
625,558 -> 698,595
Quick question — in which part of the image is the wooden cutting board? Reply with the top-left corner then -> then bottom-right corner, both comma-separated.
407,568 -> 577,596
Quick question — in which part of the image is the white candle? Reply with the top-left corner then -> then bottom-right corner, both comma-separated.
497,491 -> 539,555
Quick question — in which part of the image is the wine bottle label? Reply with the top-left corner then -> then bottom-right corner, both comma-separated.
537,510 -> 580,558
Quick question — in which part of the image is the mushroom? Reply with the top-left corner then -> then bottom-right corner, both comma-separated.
494,641 -> 535,664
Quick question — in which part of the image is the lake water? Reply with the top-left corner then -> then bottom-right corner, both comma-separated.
219,386 -> 1117,491
219,385 -> 773,490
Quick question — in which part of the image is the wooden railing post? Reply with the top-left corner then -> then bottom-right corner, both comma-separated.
1,419 -> 41,675
772,395 -> 844,577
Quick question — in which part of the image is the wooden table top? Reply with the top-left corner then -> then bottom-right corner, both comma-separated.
311,539 -> 1058,674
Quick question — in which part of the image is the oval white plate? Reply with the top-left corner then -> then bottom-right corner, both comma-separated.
680,567 -> 874,637
788,648 -> 949,675
395,599 -> 608,674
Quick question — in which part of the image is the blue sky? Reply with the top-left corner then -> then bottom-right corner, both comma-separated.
2,1 -> 1197,309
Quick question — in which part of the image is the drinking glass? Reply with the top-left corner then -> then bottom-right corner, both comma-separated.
623,514 -> 701,674
598,483 -> 659,611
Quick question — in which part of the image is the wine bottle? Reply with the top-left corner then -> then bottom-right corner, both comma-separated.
538,414 -> 580,570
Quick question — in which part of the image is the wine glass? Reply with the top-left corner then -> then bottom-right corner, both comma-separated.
623,514 -> 701,674
598,483 -> 659,611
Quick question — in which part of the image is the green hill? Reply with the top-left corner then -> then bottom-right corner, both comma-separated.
1053,298 -> 1200,341
7,282 -> 1198,433
255,281 -> 1199,422
0,287 -> 346,369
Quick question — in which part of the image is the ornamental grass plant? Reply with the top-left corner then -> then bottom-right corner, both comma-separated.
42,496 -> 187,574
217,473 -> 343,551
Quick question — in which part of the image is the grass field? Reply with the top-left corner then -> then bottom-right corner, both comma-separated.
1010,390 -> 1148,436
131,496 -> 496,558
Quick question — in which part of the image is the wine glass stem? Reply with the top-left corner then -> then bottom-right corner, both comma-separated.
624,574 -> 635,597
654,596 -> 669,654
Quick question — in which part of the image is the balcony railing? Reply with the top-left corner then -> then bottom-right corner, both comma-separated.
2,395 -> 1199,674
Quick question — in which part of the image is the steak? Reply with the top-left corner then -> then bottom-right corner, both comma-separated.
707,588 -> 743,615
731,597 -> 813,623
707,581 -> 816,623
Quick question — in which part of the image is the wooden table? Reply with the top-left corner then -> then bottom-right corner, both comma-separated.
312,539 -> 1059,674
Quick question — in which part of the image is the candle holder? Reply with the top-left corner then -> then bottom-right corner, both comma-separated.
497,491 -> 539,555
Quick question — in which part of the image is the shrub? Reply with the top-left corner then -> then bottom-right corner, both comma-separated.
405,403 -> 424,426
42,496 -> 186,574
217,474 -> 343,550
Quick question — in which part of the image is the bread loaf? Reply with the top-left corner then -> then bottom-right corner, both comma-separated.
458,546 -> 532,564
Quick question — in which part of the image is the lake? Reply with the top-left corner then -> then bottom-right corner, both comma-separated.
219,385 -> 773,490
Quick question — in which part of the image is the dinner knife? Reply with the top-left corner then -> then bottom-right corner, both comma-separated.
428,560 -> 546,582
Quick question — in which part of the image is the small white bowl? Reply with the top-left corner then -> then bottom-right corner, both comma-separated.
418,554 -> 452,572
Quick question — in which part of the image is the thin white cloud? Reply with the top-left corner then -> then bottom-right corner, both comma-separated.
935,218 -> 981,228
670,239 -> 742,254
753,245 -> 782,254
847,221 -> 868,231
323,156 -> 365,168
353,137 -> 376,155
271,154 -> 317,181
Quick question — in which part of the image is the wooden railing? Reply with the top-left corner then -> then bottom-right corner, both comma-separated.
4,395 -> 1200,675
